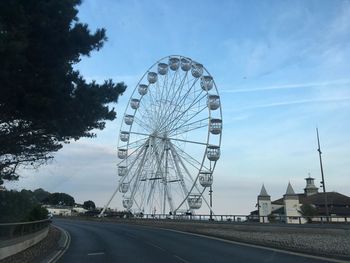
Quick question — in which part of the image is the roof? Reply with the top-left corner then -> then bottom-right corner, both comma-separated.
285,182 -> 296,195
271,192 -> 350,215
300,192 -> 350,206
273,192 -> 350,205
259,184 -> 270,197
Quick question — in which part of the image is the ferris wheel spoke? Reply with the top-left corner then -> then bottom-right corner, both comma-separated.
117,139 -> 147,167
158,69 -> 190,125
168,136 -> 208,146
166,91 -> 206,132
170,142 -> 213,214
153,75 -> 167,129
162,77 -> 199,129
168,117 -> 209,136
171,142 -> 210,173
133,116 -> 153,132
157,71 -> 188,131
155,68 -> 180,126
139,99 -> 158,124
168,105 -> 208,137
157,74 -> 198,133
169,142 -> 196,212
175,155 -> 214,214
123,137 -> 148,149
166,92 -> 207,133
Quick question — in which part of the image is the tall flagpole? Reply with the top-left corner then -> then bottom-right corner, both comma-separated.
316,128 -> 329,218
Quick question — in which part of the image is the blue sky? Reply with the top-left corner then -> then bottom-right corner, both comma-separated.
8,0 -> 350,214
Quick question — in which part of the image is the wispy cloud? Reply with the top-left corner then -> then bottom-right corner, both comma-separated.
221,79 -> 350,93
237,96 -> 350,111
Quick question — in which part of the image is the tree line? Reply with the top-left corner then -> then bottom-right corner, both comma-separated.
0,188 -> 96,222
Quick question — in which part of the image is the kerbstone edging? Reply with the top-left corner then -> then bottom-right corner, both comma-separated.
42,225 -> 71,263
0,227 -> 49,260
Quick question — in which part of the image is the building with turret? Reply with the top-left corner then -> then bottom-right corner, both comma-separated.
251,176 -> 350,224
257,185 -> 271,223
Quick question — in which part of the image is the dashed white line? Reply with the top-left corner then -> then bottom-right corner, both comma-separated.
173,254 -> 190,263
87,252 -> 105,256
146,242 -> 166,251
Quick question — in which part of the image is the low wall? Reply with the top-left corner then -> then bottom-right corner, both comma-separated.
0,227 -> 49,260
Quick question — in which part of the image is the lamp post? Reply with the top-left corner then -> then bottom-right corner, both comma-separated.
209,185 -> 213,220
316,128 -> 329,219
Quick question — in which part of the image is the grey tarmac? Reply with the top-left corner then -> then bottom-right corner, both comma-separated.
54,218 -> 337,263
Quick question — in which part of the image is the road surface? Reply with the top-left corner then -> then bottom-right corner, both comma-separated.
54,218 -> 334,263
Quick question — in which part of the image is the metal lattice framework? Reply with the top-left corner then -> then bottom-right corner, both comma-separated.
100,55 -> 222,215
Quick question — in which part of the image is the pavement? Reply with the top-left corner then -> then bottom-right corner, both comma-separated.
53,218 -> 341,263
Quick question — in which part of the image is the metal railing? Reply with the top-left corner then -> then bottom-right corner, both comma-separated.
130,213 -> 350,224
0,219 -> 51,240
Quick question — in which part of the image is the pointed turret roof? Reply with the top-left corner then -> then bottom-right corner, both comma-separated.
259,184 -> 269,197
285,182 -> 296,195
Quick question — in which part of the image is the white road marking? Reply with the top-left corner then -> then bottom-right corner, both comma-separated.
87,252 -> 105,256
173,254 -> 190,263
48,225 -> 71,263
146,241 -> 166,251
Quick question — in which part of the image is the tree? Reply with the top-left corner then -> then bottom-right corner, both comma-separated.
44,192 -> 75,206
0,190 -> 38,222
299,204 -> 318,223
0,0 -> 126,184
33,188 -> 50,203
25,205 -> 48,221
83,200 -> 96,210
267,213 -> 276,223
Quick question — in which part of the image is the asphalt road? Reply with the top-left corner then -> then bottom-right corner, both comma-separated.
54,218 -> 334,263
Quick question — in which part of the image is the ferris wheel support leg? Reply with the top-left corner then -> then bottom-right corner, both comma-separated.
168,144 -> 191,213
99,185 -> 121,217
170,142 -> 215,215
171,143 -> 214,213
147,140 -> 167,208
130,144 -> 150,202
164,147 -> 175,213
100,141 -> 148,217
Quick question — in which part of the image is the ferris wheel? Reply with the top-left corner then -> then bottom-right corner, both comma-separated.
101,55 -> 222,215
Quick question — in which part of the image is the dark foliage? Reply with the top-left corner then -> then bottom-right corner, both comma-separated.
25,205 -> 48,221
83,200 -> 96,210
0,190 -> 38,222
33,188 -> 50,203
43,192 -> 75,206
299,203 -> 318,223
0,0 -> 126,183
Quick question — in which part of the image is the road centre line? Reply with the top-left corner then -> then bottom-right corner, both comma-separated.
173,254 -> 191,263
87,252 -> 105,256
146,241 -> 166,251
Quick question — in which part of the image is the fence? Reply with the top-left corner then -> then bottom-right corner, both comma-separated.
0,219 -> 51,240
130,213 -> 350,225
